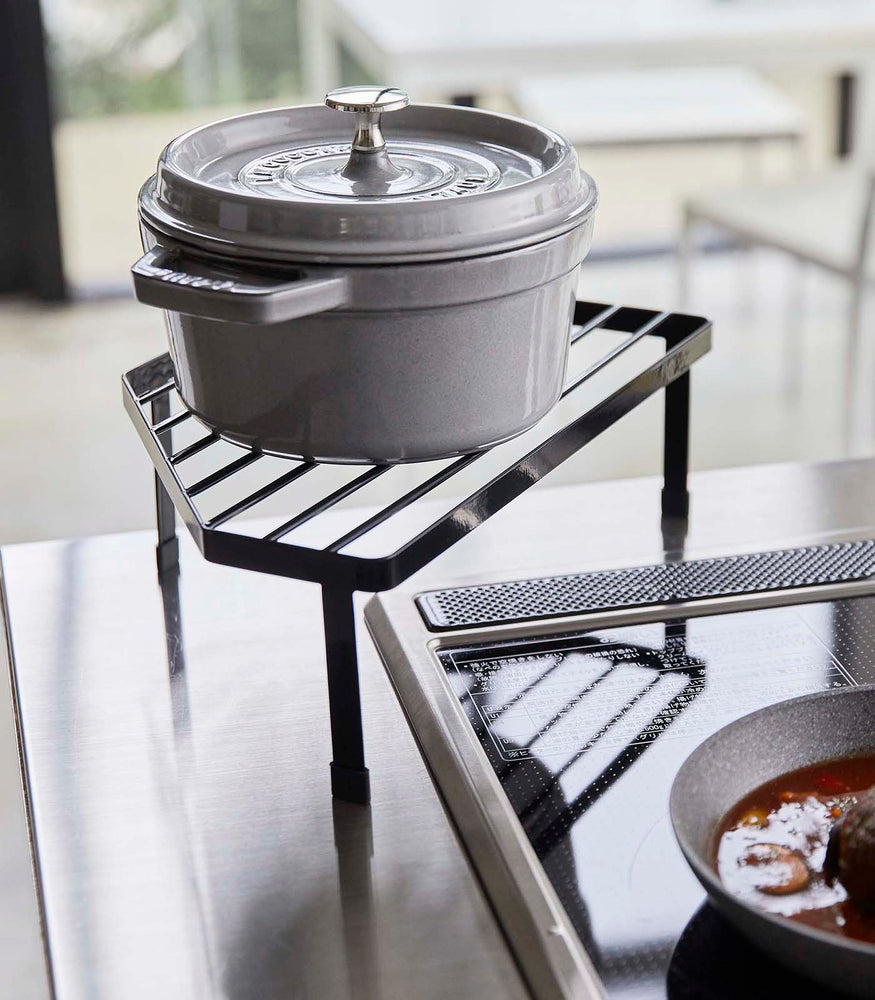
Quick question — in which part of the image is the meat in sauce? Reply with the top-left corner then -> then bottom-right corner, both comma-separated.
715,755 -> 875,944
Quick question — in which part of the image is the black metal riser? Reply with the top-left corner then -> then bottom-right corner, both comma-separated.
124,300 -> 711,804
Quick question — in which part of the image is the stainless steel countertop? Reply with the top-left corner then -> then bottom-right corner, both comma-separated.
4,457 -> 875,1000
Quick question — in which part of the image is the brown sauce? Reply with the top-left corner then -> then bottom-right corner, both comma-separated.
715,755 -> 875,945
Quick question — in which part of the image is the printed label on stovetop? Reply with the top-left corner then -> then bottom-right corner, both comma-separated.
440,608 -> 855,764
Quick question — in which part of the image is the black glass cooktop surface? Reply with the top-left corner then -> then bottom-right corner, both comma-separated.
438,597 -> 875,999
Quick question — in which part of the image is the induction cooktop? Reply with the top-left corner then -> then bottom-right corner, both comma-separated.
366,540 -> 875,1000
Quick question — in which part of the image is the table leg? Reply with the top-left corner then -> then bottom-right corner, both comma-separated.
299,0 -> 341,99
322,586 -> 370,804
837,72 -> 857,159
677,207 -> 694,310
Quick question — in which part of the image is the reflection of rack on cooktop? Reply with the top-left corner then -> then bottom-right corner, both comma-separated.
446,622 -> 707,957
122,299 -> 711,804
456,626 -> 707,853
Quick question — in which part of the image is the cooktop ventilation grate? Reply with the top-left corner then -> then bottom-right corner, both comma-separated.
417,540 -> 875,630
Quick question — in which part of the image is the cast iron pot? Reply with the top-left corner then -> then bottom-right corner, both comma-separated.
670,685 -> 875,998
132,87 -> 598,463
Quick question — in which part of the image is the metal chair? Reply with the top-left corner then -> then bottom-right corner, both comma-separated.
679,167 -> 875,449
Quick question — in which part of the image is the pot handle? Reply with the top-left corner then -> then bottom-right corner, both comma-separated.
131,247 -> 349,325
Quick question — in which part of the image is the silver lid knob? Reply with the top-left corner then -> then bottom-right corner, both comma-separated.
325,86 -> 409,153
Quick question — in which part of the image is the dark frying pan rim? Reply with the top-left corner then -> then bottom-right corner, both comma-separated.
670,684 -> 875,959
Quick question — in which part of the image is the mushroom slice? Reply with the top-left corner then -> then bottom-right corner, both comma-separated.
740,843 -> 810,895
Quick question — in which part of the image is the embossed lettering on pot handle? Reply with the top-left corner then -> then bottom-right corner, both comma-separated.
131,246 -> 349,325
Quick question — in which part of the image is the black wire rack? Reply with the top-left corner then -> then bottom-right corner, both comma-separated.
123,299 -> 711,803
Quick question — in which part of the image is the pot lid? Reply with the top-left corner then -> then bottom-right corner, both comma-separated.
139,87 -> 597,264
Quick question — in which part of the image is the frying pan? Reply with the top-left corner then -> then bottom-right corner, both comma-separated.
670,685 -> 875,998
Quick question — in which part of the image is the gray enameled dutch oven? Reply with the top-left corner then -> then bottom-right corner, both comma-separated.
132,86 -> 598,463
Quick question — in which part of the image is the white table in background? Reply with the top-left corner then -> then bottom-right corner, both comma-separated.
301,0 -> 875,156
